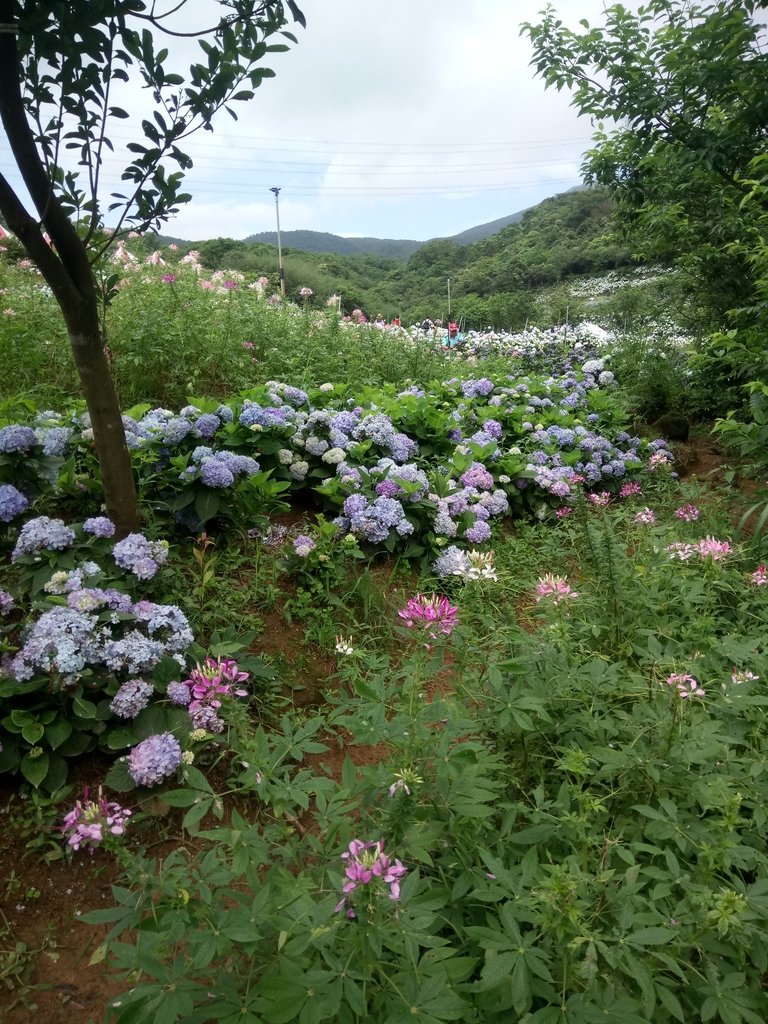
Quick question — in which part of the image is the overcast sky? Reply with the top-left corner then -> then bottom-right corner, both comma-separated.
2,1 -> 632,242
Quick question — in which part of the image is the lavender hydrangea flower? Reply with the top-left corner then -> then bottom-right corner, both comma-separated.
0,589 -> 15,615
11,516 -> 76,560
192,413 -> 221,439
293,534 -> 316,556
110,678 -> 154,719
127,732 -> 182,787
0,424 -> 38,453
113,533 -> 169,579
83,516 -> 116,538
167,680 -> 192,705
0,483 -> 29,523
200,459 -> 235,487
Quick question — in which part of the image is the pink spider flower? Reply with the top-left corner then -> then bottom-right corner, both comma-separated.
619,481 -> 642,499
665,673 -> 705,698
555,506 -> 573,518
750,565 -> 767,586
397,594 -> 458,638
535,574 -> 579,606
696,536 -> 732,561
587,491 -> 611,507
634,508 -> 656,525
731,669 -> 759,686
675,503 -> 700,522
334,839 -> 408,916
666,541 -> 695,560
62,787 -> 131,854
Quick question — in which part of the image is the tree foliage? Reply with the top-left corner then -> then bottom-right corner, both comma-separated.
522,0 -> 768,320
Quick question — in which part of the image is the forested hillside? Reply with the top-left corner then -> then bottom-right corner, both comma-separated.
160,186 -> 637,328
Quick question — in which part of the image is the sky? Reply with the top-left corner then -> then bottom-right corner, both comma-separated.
1,1 -> 633,243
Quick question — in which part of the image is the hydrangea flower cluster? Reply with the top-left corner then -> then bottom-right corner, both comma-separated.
181,446 -> 259,488
334,839 -> 408,917
334,493 -> 414,544
44,562 -> 102,594
11,516 -> 76,561
62,788 -> 132,853
0,589 -> 15,615
0,424 -> 38,452
0,483 -> 29,523
398,593 -> 458,639
83,516 -> 116,538
293,534 -> 316,557
127,732 -> 183,787
110,678 -> 154,718
10,593 -> 192,684
113,533 -> 169,579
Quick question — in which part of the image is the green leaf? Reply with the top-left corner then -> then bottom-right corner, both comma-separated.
21,751 -> 50,788
627,927 -> 677,945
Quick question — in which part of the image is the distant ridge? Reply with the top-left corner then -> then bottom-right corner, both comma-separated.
243,229 -> 422,259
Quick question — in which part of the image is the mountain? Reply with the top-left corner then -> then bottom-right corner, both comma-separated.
242,200 -> 551,259
243,229 -> 422,260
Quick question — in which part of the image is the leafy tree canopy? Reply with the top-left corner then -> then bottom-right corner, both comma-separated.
522,0 -> 768,319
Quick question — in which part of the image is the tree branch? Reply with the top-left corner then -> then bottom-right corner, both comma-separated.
0,171 -> 81,310
0,2 -> 94,299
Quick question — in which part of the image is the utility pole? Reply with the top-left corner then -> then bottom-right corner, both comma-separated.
447,277 -> 451,319
269,186 -> 286,297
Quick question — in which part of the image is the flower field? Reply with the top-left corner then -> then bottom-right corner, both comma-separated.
1,255 -> 768,1024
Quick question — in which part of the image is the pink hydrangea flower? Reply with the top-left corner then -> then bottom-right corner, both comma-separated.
535,574 -> 579,606
665,673 -> 705,698
397,594 -> 458,639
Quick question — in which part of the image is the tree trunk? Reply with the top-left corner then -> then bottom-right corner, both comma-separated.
65,314 -> 140,537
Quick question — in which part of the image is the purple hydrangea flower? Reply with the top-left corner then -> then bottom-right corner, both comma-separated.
113,534 -> 169,579
192,413 -> 221,439
199,459 -> 235,487
167,680 -> 192,706
0,483 -> 29,523
0,589 -> 15,615
83,516 -> 116,538
293,534 -> 316,556
127,732 -> 182,787
110,678 -> 154,719
11,516 -> 76,560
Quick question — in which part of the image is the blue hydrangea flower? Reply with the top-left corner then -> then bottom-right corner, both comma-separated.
199,459 -> 235,487
128,733 -> 182,787
0,424 -> 38,453
36,426 -> 73,456
12,516 -> 76,560
83,516 -> 116,538
193,413 -> 221,439
0,484 -> 29,523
